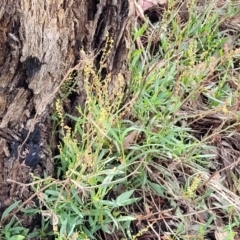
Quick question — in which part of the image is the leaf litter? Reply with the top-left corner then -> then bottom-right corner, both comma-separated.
122,0 -> 240,239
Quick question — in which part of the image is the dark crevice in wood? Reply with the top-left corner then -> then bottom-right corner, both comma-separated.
88,0 -> 100,21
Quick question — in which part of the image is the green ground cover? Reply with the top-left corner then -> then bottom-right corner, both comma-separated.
1,0 -> 240,239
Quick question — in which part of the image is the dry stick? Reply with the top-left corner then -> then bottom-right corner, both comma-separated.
136,204 -> 240,223
9,62 -> 83,198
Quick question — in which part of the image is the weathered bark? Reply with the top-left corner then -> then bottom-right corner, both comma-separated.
0,0 -> 131,221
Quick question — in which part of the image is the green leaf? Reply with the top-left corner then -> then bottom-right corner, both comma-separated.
116,190 -> 134,203
9,235 -> 25,240
70,203 -> 83,218
1,201 -> 21,221
148,181 -> 165,196
117,216 -> 136,221
133,23 -> 147,41
66,113 -> 79,122
60,218 -> 67,236
104,209 -> 118,229
45,189 -> 61,197
98,200 -> 116,207
101,224 -> 111,234
20,208 -> 39,215
67,221 -> 76,237
102,174 -> 114,185
116,190 -> 140,206
117,197 -> 140,206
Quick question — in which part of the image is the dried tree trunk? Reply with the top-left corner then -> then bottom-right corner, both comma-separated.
0,0 -> 131,219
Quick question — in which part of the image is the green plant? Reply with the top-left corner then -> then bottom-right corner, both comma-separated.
2,1 -> 240,239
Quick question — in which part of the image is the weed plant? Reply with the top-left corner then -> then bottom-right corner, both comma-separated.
1,0 -> 240,239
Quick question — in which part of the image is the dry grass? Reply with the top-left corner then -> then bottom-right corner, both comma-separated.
1,0 -> 240,239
